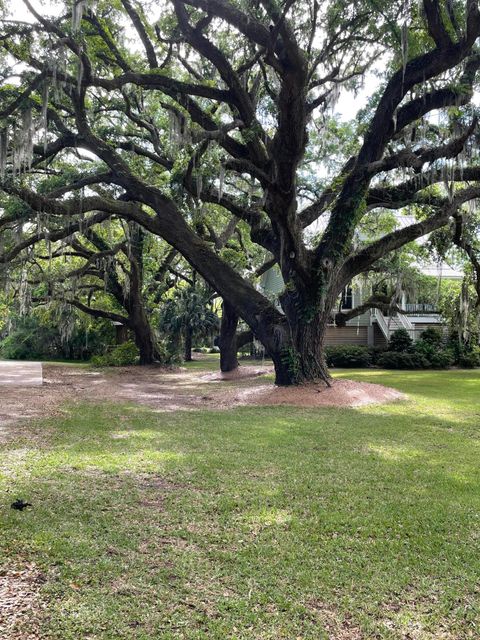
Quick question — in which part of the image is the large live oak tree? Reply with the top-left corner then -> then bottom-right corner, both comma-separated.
2,0 -> 480,384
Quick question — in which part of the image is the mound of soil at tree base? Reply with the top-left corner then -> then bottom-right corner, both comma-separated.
235,378 -> 405,408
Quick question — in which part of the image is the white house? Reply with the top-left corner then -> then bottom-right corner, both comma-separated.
260,213 -> 463,347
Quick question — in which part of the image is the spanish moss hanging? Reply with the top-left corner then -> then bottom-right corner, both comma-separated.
71,0 -> 86,33
218,164 -> 225,201
41,80 -> 49,153
11,108 -> 35,176
18,267 -> 31,317
0,129 -> 8,181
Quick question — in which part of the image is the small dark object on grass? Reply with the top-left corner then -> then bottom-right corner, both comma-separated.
11,499 -> 32,511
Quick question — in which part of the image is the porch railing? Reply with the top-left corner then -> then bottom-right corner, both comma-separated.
373,308 -> 390,340
404,303 -> 438,314
395,312 -> 415,336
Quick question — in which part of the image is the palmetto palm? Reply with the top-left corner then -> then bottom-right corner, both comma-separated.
159,288 -> 219,361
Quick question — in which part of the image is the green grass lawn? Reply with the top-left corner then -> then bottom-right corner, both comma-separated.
1,369 -> 480,638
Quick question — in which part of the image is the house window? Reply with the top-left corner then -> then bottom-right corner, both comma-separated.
341,286 -> 353,309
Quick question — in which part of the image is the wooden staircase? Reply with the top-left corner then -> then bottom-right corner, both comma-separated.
372,308 -> 415,342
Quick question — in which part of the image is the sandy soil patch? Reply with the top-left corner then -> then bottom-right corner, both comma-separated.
0,361 -> 43,387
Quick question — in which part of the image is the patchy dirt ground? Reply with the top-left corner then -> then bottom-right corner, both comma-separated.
0,563 -> 46,640
0,361 -> 404,439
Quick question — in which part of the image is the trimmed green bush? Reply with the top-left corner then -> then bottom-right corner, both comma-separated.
458,346 -> 480,368
427,349 -> 455,369
388,328 -> 412,352
412,339 -> 436,359
91,341 -> 139,367
368,345 -> 387,365
411,339 -> 452,368
325,345 -> 372,368
377,351 -> 430,369
419,327 -> 444,347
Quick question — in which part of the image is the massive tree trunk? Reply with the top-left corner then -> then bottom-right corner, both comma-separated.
133,325 -> 155,365
252,264 -> 336,386
258,309 -> 331,386
291,314 -> 331,385
130,308 -> 156,365
184,325 -> 193,362
115,323 -> 129,344
126,223 -> 157,365
218,299 -> 239,372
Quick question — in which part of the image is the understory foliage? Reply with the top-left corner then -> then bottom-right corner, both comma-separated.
0,308 -> 114,360
458,345 -> 480,366
159,285 -> 219,359
91,341 -> 140,367
438,277 -> 480,349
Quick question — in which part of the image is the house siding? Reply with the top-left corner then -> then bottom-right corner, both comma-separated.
323,323 -> 447,348
325,325 -> 368,346
412,322 -> 443,332
345,312 -> 371,327
411,322 -> 448,341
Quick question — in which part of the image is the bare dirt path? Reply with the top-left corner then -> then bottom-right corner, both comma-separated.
0,362 -> 271,437
0,360 -> 404,440
0,361 -> 42,387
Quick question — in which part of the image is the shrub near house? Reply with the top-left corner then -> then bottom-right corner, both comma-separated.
378,328 -> 455,369
325,345 -> 372,368
326,328 -> 468,369
458,347 -> 480,368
